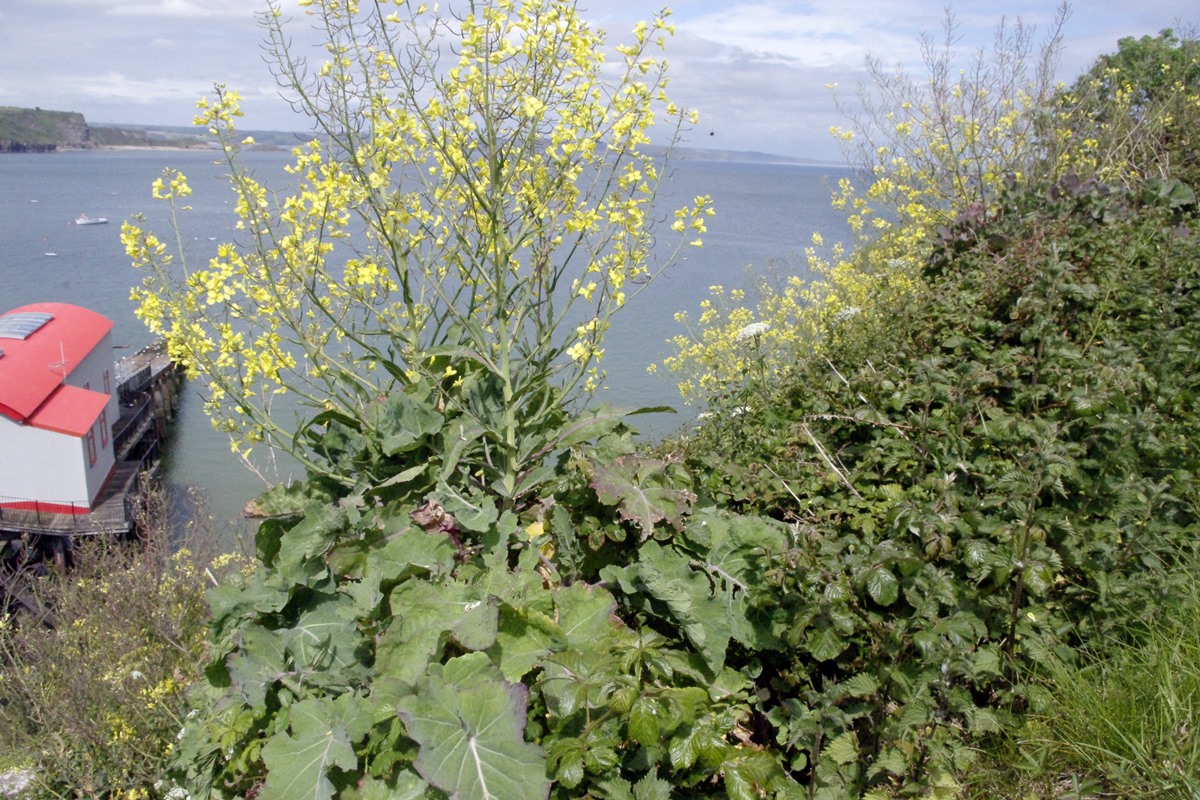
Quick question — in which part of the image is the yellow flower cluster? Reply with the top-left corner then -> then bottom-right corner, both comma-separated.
661,9 -> 1095,403
123,1 -> 707,478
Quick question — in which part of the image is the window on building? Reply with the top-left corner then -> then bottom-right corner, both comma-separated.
104,370 -> 111,394
87,430 -> 97,466
100,410 -> 109,447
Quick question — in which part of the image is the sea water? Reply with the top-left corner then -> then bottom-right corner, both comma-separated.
0,148 -> 849,537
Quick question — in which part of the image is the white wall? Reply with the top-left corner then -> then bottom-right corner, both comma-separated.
0,417 -> 91,506
69,330 -> 121,425
0,331 -> 118,508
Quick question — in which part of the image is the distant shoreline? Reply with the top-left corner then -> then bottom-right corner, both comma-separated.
6,144 -> 839,165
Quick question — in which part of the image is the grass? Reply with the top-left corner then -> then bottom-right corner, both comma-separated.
967,556 -> 1200,799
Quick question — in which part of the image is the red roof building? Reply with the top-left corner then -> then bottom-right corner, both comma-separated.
0,302 -> 120,511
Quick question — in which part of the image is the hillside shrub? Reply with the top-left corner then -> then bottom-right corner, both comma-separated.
1055,27 -> 1200,189
120,2 -> 1200,798
666,172 -> 1200,796
661,6 -> 1073,403
0,492 -> 237,800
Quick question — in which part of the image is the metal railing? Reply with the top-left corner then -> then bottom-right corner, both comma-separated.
0,494 -> 95,536
113,397 -> 154,459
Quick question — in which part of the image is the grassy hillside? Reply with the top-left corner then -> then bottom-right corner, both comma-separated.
0,106 -> 310,151
0,106 -> 89,149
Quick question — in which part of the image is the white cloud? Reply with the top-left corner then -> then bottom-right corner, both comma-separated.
105,0 -> 256,18
1,1 -> 1195,157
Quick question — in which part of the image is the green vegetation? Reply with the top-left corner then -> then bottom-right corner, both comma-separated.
0,106 -> 90,150
2,3 -> 1198,799
0,490 -> 243,799
1016,560 -> 1200,797
674,167 -> 1200,799
664,19 -> 1200,799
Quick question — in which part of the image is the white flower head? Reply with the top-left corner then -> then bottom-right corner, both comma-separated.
734,321 -> 770,342
833,306 -> 860,322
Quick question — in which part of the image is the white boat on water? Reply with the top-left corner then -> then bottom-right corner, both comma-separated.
74,214 -> 108,225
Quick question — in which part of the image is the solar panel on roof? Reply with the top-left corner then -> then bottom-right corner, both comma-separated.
0,312 -> 54,340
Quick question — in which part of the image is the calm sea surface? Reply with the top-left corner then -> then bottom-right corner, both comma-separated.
0,148 -> 848,538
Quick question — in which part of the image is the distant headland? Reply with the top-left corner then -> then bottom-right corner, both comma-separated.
0,104 -> 835,165
0,105 -> 312,153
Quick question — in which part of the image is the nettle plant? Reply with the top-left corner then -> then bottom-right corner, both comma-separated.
118,2 -> 821,799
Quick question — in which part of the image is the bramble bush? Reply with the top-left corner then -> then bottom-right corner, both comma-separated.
659,27 -> 1200,792
668,170 -> 1200,796
662,9 -> 1200,410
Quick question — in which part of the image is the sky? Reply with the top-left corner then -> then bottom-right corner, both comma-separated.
1,1 -> 1193,162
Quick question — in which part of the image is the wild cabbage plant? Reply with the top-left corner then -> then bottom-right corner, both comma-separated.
124,0 -> 712,503
119,4 -> 822,800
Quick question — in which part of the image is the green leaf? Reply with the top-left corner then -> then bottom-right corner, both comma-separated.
259,694 -> 372,800
632,773 -> 673,800
869,747 -> 910,778
539,646 -> 621,719
970,646 -> 1003,677
248,480 -> 325,518
285,593 -> 364,674
545,404 -> 635,453
436,483 -> 499,533
367,391 -> 443,456
589,455 -> 696,537
275,502 -> 347,585
636,541 -> 733,672
806,625 -> 848,662
843,672 -> 879,699
865,565 -> 899,606
370,463 -> 430,493
555,582 -> 620,649
227,624 -> 287,707
366,527 -> 458,585
689,509 -> 786,650
452,594 -> 500,651
377,579 -> 468,686
490,605 -> 565,682
822,731 -> 860,766
342,771 -> 431,800
723,750 -> 790,800
438,418 -> 488,483
628,696 -> 660,746
397,653 -> 549,800
668,728 -> 701,770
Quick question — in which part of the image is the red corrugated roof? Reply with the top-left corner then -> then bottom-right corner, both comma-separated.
0,302 -> 114,424
25,384 -> 111,436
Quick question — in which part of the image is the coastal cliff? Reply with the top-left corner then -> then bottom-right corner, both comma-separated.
0,105 -> 312,152
0,106 -> 215,152
0,107 -> 92,151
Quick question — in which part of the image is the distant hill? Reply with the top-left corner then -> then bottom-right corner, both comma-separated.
1,105 -> 831,165
0,107 -> 91,152
0,106 -> 312,152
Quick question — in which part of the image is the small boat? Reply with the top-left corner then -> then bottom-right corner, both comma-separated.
74,214 -> 109,226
